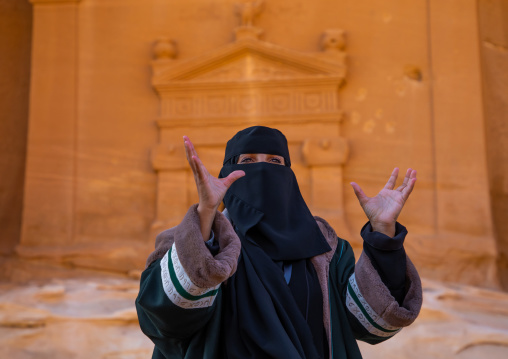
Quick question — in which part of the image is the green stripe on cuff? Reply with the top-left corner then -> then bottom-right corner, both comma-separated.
168,247 -> 219,301
347,282 -> 399,333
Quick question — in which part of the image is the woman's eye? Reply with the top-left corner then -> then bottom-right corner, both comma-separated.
240,157 -> 253,163
270,158 -> 282,164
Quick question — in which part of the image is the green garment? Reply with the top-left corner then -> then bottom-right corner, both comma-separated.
136,239 -> 374,359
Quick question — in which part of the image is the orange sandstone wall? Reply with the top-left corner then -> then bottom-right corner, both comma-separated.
9,0 -> 503,288
478,0 -> 508,289
0,0 -> 32,255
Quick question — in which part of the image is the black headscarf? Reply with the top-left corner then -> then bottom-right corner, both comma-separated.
218,126 -> 331,358
222,125 -> 292,167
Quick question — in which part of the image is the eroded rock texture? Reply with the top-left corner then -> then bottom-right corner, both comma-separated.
1,278 -> 507,358
0,278 -> 153,359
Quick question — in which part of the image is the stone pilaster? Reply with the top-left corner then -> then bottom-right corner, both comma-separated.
20,0 -> 81,249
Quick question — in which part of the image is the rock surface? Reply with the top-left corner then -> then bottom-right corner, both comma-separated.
3,0 -> 503,291
1,277 -> 507,358
0,278 -> 153,359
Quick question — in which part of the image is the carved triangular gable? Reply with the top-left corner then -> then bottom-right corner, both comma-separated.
153,39 -> 345,86
177,50 -> 322,82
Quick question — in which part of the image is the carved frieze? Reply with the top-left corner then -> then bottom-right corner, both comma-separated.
159,88 -> 338,120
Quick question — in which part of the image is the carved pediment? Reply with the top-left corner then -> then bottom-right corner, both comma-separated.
176,50 -> 321,82
152,39 -> 346,87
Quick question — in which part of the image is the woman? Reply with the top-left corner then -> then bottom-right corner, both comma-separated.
136,126 -> 422,359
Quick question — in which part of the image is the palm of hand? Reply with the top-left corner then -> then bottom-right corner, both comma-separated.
183,136 -> 245,212
360,188 -> 407,225
351,168 -> 417,233
196,172 -> 230,210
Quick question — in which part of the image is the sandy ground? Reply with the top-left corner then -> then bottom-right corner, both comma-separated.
1,277 -> 507,358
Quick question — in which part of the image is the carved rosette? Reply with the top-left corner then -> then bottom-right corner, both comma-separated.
321,29 -> 346,52
154,37 -> 177,60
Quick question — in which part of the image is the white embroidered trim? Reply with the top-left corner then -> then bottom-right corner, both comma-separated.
160,244 -> 219,309
346,273 -> 402,338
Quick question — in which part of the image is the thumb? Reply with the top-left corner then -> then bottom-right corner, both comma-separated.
221,170 -> 246,188
350,182 -> 368,205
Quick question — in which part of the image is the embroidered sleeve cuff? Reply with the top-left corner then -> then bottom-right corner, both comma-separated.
160,243 -> 220,309
360,221 -> 407,251
346,272 -> 403,339
173,204 -> 241,289
347,252 -> 423,337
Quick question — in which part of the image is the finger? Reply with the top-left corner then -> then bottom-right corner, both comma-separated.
383,167 -> 399,190
192,154 -> 209,182
401,168 -> 412,186
184,135 -> 199,160
350,182 -> 369,205
185,146 -> 200,182
184,136 -> 205,182
401,177 -> 417,200
395,168 -> 412,191
402,169 -> 417,199
221,170 -> 246,188
183,136 -> 197,173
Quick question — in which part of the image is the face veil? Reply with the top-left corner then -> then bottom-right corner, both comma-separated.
219,126 -> 331,260
218,126 -> 331,359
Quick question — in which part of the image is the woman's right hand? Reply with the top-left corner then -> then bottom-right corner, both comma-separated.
183,136 -> 245,240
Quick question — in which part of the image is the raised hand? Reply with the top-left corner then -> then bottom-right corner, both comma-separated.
183,136 -> 245,241
350,168 -> 417,237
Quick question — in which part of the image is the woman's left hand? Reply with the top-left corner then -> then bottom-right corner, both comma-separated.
350,168 -> 417,237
